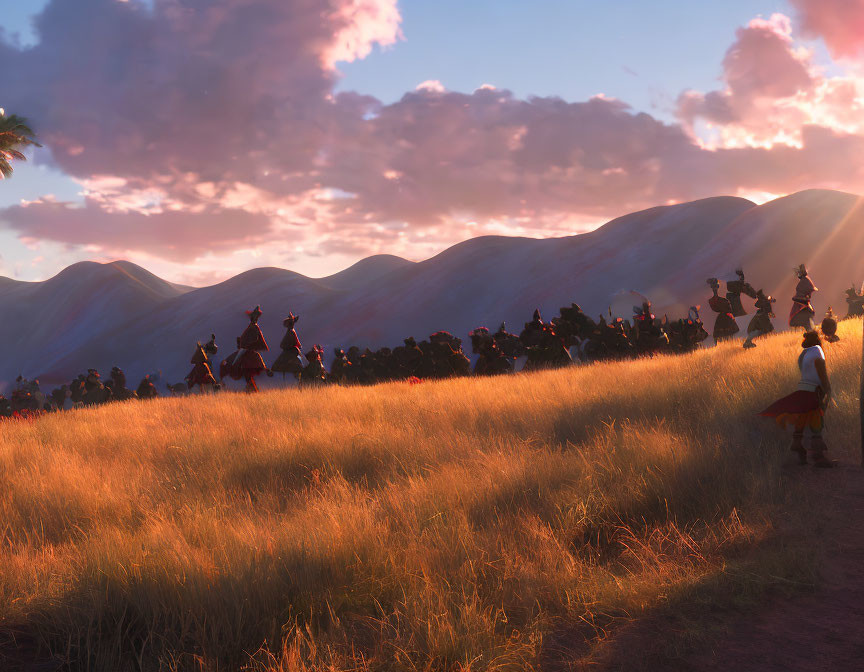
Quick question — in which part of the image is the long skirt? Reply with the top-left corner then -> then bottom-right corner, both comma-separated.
186,362 -> 217,387
271,346 -> 304,375
759,388 -> 824,432
713,313 -> 739,340
789,301 -> 814,328
220,349 -> 266,380
747,312 -> 774,335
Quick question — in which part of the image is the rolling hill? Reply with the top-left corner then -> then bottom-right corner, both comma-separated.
3,189 -> 864,389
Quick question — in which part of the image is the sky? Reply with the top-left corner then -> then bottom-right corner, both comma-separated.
1,0 -> 863,285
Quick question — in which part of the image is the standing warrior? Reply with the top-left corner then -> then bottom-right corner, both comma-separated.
706,278 -> 739,343
759,331 -> 834,467
789,264 -> 817,329
300,344 -> 327,385
725,268 -> 757,317
271,312 -> 304,380
742,289 -> 776,349
221,306 -> 272,392
330,348 -> 352,384
136,374 -> 159,400
845,283 -> 864,318
186,334 -> 219,391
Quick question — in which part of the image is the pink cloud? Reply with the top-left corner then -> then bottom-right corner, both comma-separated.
1,197 -> 273,262
790,0 -> 864,59
677,14 -> 816,138
6,2 -> 864,281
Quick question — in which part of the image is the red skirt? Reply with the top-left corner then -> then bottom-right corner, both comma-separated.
759,389 -> 824,431
186,362 -> 217,387
220,350 -> 267,380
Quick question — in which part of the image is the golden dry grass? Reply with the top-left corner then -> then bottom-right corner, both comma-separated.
1,320 -> 861,671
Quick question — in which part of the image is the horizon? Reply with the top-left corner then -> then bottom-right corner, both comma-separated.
3,1 -> 864,285
0,188 -> 808,287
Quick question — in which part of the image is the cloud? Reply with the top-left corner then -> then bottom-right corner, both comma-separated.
0,197 -> 273,262
0,0 -> 401,184
790,0 -> 864,59
5,2 -> 864,280
677,15 -> 817,143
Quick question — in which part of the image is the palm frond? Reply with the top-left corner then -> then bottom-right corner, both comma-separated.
0,111 -> 42,178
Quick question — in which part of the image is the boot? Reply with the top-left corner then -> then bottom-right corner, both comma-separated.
790,434 -> 807,465
809,436 -> 836,468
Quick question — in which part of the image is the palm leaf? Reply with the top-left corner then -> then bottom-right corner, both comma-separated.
0,111 -> 42,178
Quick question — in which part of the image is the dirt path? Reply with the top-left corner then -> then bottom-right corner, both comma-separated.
687,463 -> 864,671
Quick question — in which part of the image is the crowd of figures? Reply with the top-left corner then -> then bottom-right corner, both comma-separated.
2,263 -> 863,416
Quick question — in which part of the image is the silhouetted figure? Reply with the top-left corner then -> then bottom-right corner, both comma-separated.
790,264 -> 817,329
726,269 -> 757,317
186,334 -> 219,391
632,300 -> 669,354
110,366 -> 136,400
821,307 -> 840,343
136,375 -> 159,400
845,283 -> 864,318
50,384 -> 69,410
743,289 -> 776,349
707,278 -> 739,343
665,306 -> 710,353
300,344 -> 327,385
470,327 -> 512,375
221,305 -> 272,392
520,309 -> 572,370
69,374 -> 86,404
330,348 -> 352,383
271,312 -> 304,380
83,369 -> 112,405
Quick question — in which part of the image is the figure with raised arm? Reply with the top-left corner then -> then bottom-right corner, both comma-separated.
707,278 -> 739,343
726,268 -> 758,317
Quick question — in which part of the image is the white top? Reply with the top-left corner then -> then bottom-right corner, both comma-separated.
798,345 -> 825,391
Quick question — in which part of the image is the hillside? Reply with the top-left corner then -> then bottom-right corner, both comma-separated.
5,189 -> 864,388
1,319 -> 859,671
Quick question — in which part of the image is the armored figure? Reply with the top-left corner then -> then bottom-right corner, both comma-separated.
725,269 -> 757,317
821,307 -> 840,343
300,344 -> 327,385
330,348 -> 352,384
743,289 -> 776,349
221,306 -> 272,392
136,374 -> 159,400
845,284 -> 864,318
186,334 -> 219,391
789,264 -> 817,329
271,312 -> 304,379
470,327 -> 512,375
707,278 -> 739,343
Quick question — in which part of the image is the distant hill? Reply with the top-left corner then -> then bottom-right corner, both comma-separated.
3,189 -> 864,390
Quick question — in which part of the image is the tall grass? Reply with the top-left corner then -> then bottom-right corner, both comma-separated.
0,320 -> 859,670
